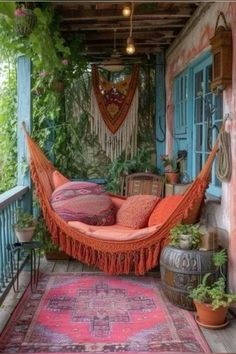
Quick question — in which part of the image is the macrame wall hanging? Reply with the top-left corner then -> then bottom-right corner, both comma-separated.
91,64 -> 139,161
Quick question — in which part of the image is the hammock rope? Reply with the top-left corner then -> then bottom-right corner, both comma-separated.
216,128 -> 232,182
23,126 -> 219,275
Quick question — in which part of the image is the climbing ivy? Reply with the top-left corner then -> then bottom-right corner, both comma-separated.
0,3 -> 156,195
0,62 -> 17,192
0,3 -> 86,192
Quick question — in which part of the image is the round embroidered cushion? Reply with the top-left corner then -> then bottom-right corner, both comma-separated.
50,181 -> 116,225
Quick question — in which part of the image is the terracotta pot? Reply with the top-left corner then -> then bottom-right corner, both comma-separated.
194,300 -> 228,326
15,226 -> 35,242
165,172 -> 179,184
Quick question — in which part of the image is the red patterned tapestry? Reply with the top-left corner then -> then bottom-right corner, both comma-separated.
0,273 -> 211,353
91,65 -> 139,160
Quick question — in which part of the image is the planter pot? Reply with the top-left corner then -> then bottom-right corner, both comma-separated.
45,250 -> 70,260
15,9 -> 36,36
165,172 -> 179,184
179,234 -> 192,250
194,300 -> 228,326
50,80 -> 65,92
15,226 -> 35,243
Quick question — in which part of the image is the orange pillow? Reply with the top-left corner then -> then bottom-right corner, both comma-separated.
116,195 -> 160,229
148,195 -> 182,226
52,170 -> 70,189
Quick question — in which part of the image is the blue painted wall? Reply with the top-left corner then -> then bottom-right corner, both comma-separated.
155,53 -> 166,173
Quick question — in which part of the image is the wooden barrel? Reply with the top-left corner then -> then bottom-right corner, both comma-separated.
160,246 -> 218,310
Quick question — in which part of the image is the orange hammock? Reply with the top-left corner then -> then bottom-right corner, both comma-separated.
24,128 -> 218,275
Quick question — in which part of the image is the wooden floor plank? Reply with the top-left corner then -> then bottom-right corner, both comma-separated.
0,271 -> 30,333
52,259 -> 70,273
39,256 -> 55,273
67,259 -> 83,272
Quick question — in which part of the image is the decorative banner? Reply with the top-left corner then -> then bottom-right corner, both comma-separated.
91,65 -> 139,161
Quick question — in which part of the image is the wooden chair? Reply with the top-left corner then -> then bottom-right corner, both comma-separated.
123,172 -> 164,198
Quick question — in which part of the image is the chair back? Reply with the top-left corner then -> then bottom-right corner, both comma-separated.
124,172 -> 164,198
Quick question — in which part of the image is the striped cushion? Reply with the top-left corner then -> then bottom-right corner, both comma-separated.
50,182 -> 116,225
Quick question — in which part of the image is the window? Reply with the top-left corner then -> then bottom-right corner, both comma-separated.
193,57 -> 223,197
173,53 -> 223,197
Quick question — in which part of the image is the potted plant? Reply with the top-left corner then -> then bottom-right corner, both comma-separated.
189,249 -> 236,328
13,208 -> 37,242
14,5 -> 36,36
35,217 -> 70,260
161,154 -> 181,184
169,223 -> 202,250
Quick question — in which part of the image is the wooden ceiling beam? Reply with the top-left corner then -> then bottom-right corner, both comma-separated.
83,31 -> 175,41
61,12 -> 192,21
61,23 -> 184,32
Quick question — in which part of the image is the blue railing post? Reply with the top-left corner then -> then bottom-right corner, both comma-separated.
17,55 -> 32,212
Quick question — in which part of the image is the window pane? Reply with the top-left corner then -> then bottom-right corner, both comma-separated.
205,64 -> 212,93
196,125 -> 203,151
195,71 -> 203,97
204,93 -> 213,123
195,153 -> 202,172
195,98 -> 203,123
205,126 -> 212,152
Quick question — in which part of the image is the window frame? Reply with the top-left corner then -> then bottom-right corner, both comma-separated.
173,52 -> 223,197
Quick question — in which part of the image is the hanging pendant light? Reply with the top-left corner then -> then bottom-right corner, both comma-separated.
126,36 -> 135,55
122,4 -> 131,17
100,29 -> 125,72
126,2 -> 135,55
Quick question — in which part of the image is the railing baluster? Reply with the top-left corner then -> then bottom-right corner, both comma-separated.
0,212 -> 5,291
0,186 -> 29,297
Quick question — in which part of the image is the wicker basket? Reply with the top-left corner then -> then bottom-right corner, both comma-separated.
15,8 -> 36,36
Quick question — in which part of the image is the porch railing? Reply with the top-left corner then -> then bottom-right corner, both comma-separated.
0,186 -> 29,298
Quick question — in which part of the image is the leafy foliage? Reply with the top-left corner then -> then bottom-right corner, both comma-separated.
189,273 -> 236,310
189,249 -> 236,310
106,144 -> 157,194
0,63 -> 17,192
34,216 -> 59,252
14,208 -> 36,229
169,223 -> 202,249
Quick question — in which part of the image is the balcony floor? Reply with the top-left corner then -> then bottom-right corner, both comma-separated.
0,257 -> 236,353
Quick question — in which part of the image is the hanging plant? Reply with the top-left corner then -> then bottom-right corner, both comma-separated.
14,6 -> 36,37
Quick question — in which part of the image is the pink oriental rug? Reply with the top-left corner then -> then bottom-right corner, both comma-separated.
0,273 -> 210,353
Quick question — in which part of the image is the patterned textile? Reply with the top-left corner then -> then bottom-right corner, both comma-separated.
91,65 -> 139,161
148,195 -> 183,227
0,274 -> 211,353
92,65 -> 139,134
117,195 -> 160,229
51,181 -> 116,225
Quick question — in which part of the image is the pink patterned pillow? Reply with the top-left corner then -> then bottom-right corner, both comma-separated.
116,195 -> 160,229
50,181 -> 116,225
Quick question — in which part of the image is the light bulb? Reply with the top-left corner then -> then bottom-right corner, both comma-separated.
122,5 -> 131,17
126,36 -> 135,55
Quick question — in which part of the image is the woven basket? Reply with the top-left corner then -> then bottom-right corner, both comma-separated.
15,9 -> 36,36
